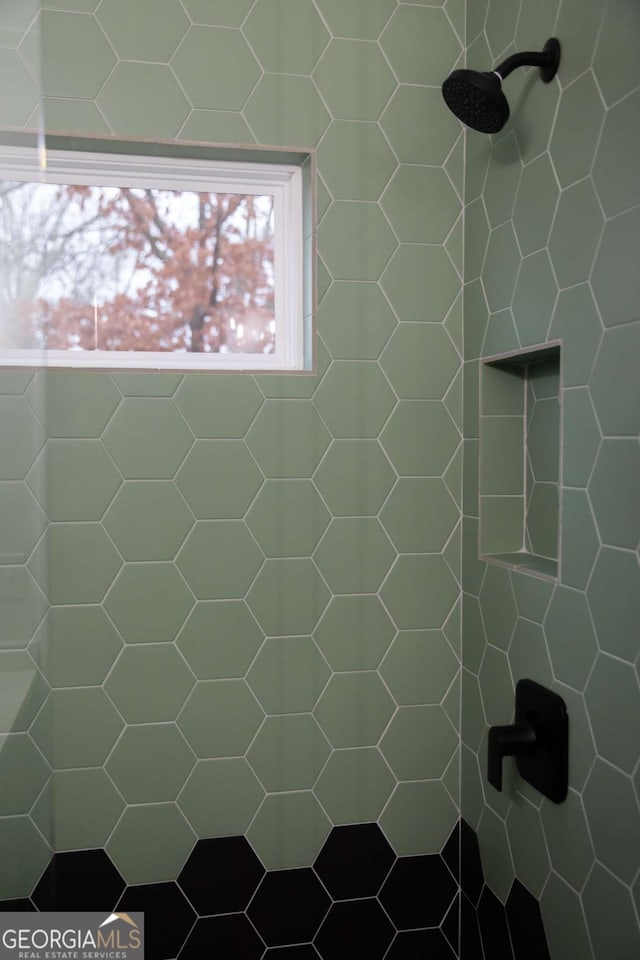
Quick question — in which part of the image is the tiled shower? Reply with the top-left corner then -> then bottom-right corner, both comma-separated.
0,1 -> 638,958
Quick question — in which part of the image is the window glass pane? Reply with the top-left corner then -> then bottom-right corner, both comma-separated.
0,182 -> 275,354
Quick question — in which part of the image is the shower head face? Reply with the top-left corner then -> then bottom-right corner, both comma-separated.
442,69 -> 510,134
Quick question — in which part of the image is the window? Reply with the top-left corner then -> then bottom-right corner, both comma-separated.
0,141 -> 307,370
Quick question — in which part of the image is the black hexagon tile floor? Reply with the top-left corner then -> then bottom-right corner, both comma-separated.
313,823 -> 395,899
178,836 -> 264,916
248,868 -> 331,948
0,821 -> 553,959
31,850 -> 126,912
315,899 -> 394,960
116,882 -> 196,960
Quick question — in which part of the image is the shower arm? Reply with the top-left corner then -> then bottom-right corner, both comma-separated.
494,39 -> 560,83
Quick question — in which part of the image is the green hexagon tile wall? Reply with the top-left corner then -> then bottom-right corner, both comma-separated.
463,2 -> 640,959
0,2 -> 637,958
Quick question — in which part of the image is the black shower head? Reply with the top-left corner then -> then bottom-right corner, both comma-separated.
442,38 -> 561,134
442,70 -> 510,134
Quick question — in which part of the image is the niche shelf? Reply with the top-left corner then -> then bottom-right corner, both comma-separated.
479,343 -> 561,581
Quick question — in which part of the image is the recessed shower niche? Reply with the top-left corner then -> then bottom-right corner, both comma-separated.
479,343 -> 561,580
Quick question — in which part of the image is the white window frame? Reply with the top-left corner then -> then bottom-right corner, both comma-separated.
0,145 -> 305,371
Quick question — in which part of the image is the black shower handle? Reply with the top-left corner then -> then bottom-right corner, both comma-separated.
487,722 -> 537,792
